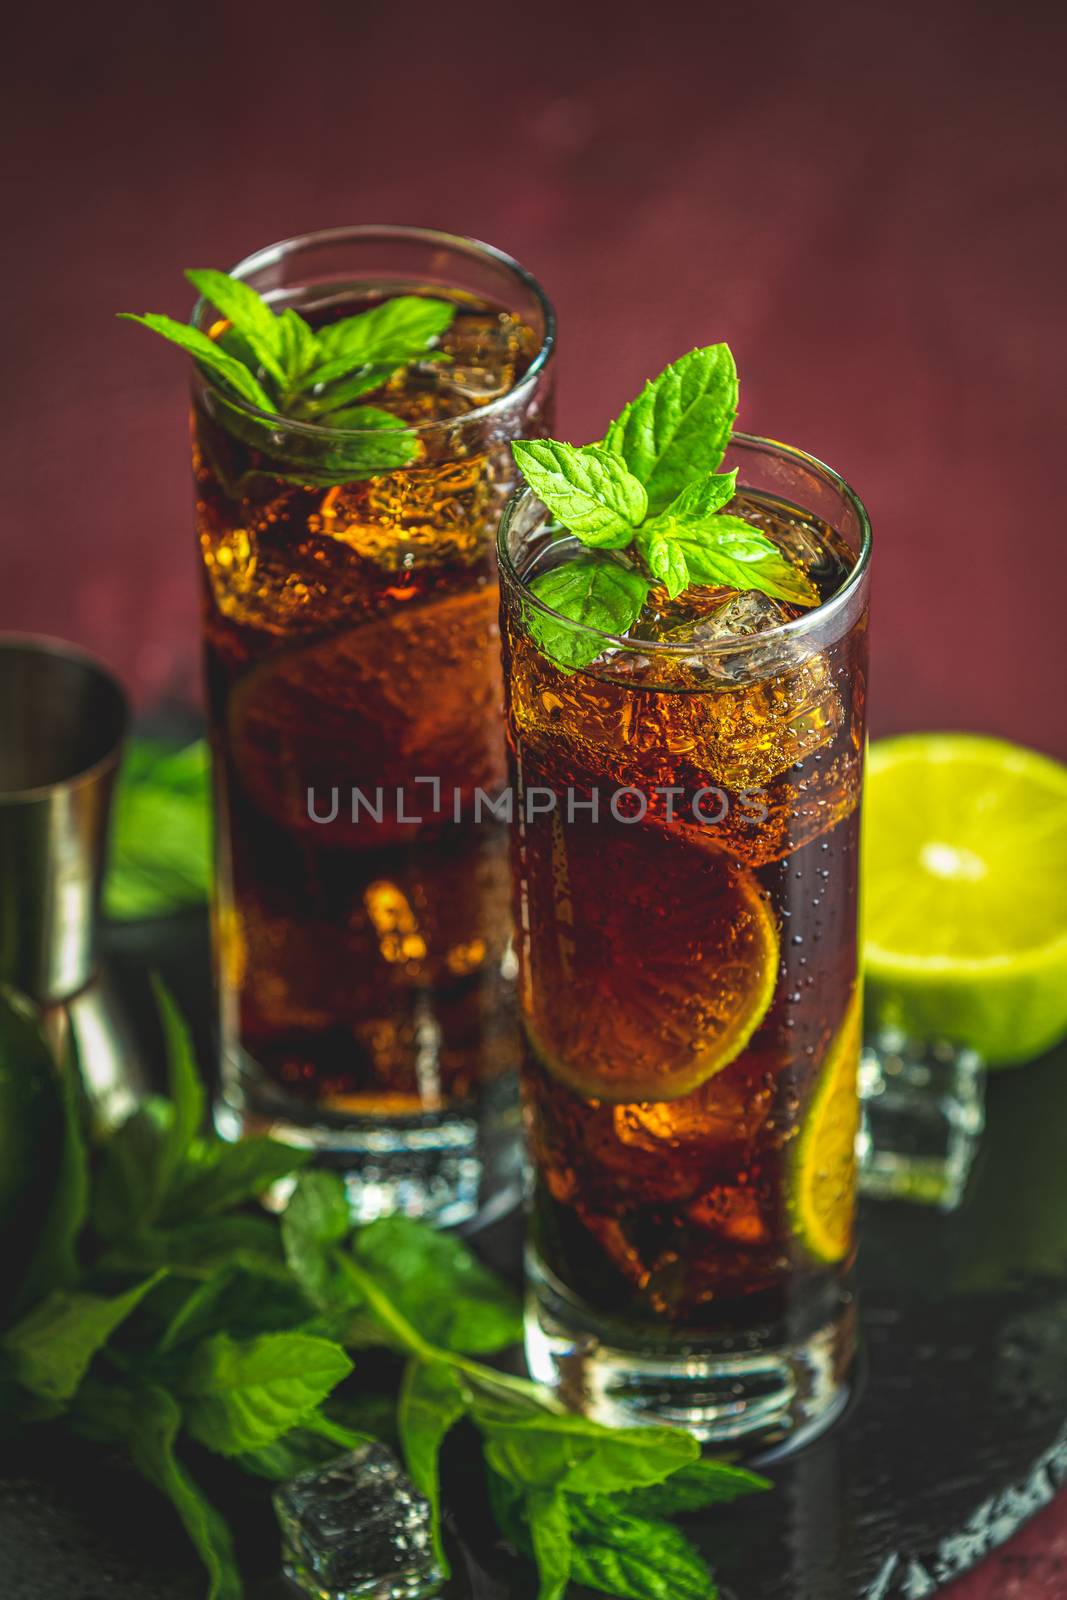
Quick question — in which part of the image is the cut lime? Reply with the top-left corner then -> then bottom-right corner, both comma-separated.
789,989 -> 861,1263
863,734 -> 1067,1066
525,824 -> 779,1104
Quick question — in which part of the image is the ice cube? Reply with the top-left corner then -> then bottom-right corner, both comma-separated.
273,1441 -> 445,1600
659,590 -> 809,684
696,590 -> 792,638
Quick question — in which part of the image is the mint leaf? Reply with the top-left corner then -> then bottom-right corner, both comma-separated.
654,469 -> 738,522
281,1170 -> 354,1310
310,294 -> 455,377
295,366 -> 397,416
569,1498 -> 716,1600
98,1213 -> 285,1278
636,471 -> 742,598
119,314 -> 274,411
614,1456 -> 769,1515
180,1330 -> 353,1456
185,268 -> 287,389
605,345 -> 737,514
92,982 -> 204,1240
162,1135 -> 309,1224
322,403 -> 415,436
122,282 -> 452,485
276,307 -> 318,389
669,515 -> 819,606
475,1408 -> 699,1496
512,441 -> 647,548
154,976 -> 205,1204
91,1097 -> 173,1243
398,1357 -> 467,1570
128,1386 -> 241,1600
636,527 -> 689,600
105,739 -> 211,920
527,557 -> 649,670
4,1274 -> 164,1404
314,408 -> 420,479
528,1491 -> 572,1600
351,1215 -> 522,1354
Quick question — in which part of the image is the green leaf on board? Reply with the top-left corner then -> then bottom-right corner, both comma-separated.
180,1331 -> 353,1456
4,1273 -> 164,1404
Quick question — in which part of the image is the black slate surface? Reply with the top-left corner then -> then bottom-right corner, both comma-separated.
2,909 -> 1066,1600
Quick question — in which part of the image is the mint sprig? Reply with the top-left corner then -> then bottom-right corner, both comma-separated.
605,344 -> 738,516
120,269 -> 457,480
0,988 -> 768,1600
510,343 -> 819,668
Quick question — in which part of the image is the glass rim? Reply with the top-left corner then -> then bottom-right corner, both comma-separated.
190,223 -> 557,440
497,431 -> 873,660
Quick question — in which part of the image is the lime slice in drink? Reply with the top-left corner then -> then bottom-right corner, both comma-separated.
525,824 -> 779,1104
864,734 -> 1067,1066
788,989 -> 861,1263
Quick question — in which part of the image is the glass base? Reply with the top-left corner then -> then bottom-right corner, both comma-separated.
215,1049 -> 522,1228
858,1029 -> 985,1211
524,1253 -> 855,1451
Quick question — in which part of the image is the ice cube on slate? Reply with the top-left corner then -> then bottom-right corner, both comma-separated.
273,1441 -> 445,1600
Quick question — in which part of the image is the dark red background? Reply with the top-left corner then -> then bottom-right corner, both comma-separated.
3,0 -> 1066,755
2,0 -> 1066,1588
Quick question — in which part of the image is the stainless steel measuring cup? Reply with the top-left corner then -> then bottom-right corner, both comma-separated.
0,633 -> 145,1122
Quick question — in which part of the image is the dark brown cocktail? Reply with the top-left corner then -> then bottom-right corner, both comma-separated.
192,228 -> 555,1223
500,434 -> 870,1445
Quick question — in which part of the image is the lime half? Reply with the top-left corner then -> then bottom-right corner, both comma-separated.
863,734 -> 1067,1066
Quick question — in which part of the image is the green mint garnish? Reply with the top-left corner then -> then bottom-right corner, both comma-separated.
511,441 -> 647,548
525,556 -> 651,670
511,343 -> 820,667
656,513 -> 823,607
0,983 -> 769,1600
120,268 -> 457,479
119,313 -> 278,412
605,343 -> 738,516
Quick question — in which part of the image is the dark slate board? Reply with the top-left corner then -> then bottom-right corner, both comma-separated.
3,909 -> 1066,1600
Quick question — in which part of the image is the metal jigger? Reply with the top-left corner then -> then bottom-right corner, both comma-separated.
0,634 -> 146,1125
